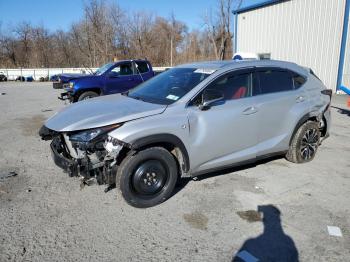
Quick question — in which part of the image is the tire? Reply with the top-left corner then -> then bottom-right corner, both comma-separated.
117,147 -> 178,208
77,91 -> 99,101
286,121 -> 320,163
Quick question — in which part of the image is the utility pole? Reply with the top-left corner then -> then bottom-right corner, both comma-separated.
170,37 -> 173,67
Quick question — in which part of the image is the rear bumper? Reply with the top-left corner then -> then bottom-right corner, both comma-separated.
323,107 -> 331,136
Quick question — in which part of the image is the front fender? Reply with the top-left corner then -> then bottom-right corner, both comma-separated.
72,77 -> 103,94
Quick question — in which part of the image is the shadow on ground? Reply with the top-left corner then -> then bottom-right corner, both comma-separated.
232,205 -> 299,262
173,155 -> 284,196
332,106 -> 350,117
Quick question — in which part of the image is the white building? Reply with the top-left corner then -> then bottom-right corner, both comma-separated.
233,0 -> 349,92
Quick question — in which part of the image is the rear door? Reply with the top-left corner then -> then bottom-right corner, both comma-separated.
105,62 -> 136,94
187,69 -> 258,173
254,68 -> 309,156
133,61 -> 154,85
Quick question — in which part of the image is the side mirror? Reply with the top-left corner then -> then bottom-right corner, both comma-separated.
108,71 -> 119,78
198,89 -> 224,110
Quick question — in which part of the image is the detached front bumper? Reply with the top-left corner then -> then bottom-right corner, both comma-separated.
50,137 -> 77,176
48,134 -> 119,185
58,90 -> 74,102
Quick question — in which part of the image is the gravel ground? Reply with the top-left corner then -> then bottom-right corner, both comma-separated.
0,82 -> 349,262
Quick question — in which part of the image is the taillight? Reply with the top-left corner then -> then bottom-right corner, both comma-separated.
321,89 -> 332,110
321,89 -> 332,98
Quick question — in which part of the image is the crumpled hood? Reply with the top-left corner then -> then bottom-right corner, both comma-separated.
45,94 -> 167,132
59,73 -> 91,82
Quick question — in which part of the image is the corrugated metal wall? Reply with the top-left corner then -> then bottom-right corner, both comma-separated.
342,12 -> 350,88
236,0 -> 347,91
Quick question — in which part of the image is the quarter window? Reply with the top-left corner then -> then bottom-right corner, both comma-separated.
292,73 -> 306,89
258,70 -> 293,94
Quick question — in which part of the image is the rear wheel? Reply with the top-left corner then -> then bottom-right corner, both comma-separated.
286,121 -> 320,163
117,147 -> 178,208
77,91 -> 99,101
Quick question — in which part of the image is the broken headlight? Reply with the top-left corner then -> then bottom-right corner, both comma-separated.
69,124 -> 121,143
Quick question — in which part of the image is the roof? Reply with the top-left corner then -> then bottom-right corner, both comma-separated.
177,60 -> 236,70
232,0 -> 289,15
177,59 -> 309,76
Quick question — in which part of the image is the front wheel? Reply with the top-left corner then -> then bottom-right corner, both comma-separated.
77,91 -> 99,101
286,121 -> 320,163
117,147 -> 178,208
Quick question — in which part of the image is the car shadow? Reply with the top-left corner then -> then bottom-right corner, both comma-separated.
331,106 -> 350,116
232,205 -> 299,262
173,155 -> 284,196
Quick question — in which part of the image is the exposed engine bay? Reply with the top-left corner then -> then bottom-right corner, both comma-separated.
39,125 -> 128,191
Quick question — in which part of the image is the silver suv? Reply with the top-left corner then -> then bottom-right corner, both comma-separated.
39,60 -> 332,208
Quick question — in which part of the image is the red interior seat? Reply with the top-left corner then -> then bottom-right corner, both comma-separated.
232,86 -> 247,99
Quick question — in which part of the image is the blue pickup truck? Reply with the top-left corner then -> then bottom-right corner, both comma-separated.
59,59 -> 154,102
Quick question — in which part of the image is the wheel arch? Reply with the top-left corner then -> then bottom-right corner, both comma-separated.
289,113 -> 320,145
74,87 -> 102,101
130,134 -> 190,174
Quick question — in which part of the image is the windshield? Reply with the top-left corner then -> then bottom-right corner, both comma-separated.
127,68 -> 214,105
94,63 -> 114,76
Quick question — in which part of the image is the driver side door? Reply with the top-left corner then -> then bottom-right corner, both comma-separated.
104,62 -> 136,94
186,69 -> 258,173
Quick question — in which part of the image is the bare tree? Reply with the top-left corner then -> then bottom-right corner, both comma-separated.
203,0 -> 242,60
0,0 -> 242,68
13,22 -> 32,67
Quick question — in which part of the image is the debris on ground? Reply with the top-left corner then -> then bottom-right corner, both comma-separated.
327,226 -> 342,237
41,109 -> 53,112
80,177 -> 97,190
237,210 -> 262,223
0,171 -> 18,180
104,183 -> 116,193
1,93 -> 6,95
183,212 -> 208,230
0,186 -> 8,194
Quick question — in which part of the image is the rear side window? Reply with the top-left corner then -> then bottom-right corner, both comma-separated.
258,70 -> 293,94
135,61 -> 149,73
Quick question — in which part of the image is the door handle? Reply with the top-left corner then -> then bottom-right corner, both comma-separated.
296,96 -> 305,103
243,106 -> 258,115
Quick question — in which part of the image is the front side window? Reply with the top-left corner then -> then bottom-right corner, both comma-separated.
258,70 -> 293,94
192,71 -> 251,105
127,68 -> 213,105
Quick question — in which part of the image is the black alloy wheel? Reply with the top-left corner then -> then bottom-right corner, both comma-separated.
286,121 -> 321,163
300,128 -> 319,160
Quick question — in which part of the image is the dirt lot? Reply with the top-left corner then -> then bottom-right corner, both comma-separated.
0,82 -> 349,262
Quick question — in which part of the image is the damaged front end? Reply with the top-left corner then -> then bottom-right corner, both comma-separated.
39,124 -> 129,190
